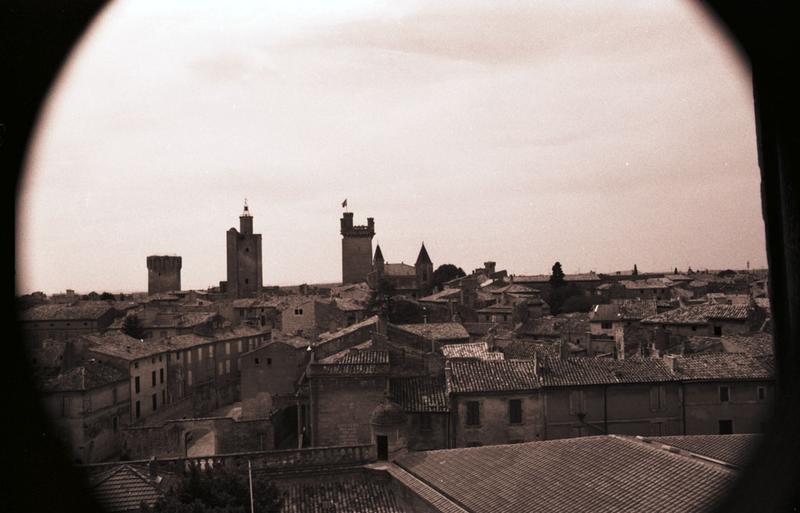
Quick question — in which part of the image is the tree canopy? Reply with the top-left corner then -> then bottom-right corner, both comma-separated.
431,264 -> 466,291
549,262 -> 565,286
122,314 -> 146,340
143,465 -> 282,513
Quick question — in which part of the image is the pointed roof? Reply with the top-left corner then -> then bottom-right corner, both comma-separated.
415,243 -> 432,265
374,244 -> 384,261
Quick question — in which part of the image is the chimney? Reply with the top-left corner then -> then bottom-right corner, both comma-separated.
148,457 -> 157,479
663,354 -> 680,373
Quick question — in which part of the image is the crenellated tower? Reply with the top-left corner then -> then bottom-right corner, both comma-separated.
147,255 -> 182,295
341,212 -> 375,284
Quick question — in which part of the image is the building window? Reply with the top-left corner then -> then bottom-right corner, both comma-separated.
135,376 -> 140,394
255,358 -> 260,365
187,350 -> 192,364
294,308 -> 304,315
238,340 -> 242,352
176,352 -> 180,361
198,348 -> 203,361
134,362 -> 139,369
719,386 -> 730,402
466,401 -> 480,426
135,401 -> 141,418
601,321 -> 612,330
757,386 -> 766,401
245,278 -> 249,284
226,342 -> 231,355
718,419 -> 733,434
152,394 -> 157,411
160,368 -> 164,384
714,326 -> 723,336
267,358 -> 272,365
209,346 -> 214,358
569,390 -> 586,415
509,399 -> 523,424
419,413 -> 432,431
225,360 -> 231,373
188,370 -> 193,386
218,362 -> 224,376
650,385 -> 666,411
152,371 -> 156,387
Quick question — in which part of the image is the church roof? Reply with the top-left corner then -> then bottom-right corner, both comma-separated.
416,243 -> 432,265
374,244 -> 384,261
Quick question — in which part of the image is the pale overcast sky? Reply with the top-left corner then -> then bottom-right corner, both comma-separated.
16,0 -> 766,294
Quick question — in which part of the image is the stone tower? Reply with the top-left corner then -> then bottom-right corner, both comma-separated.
147,255 -> 182,295
415,243 -> 433,296
224,201 -> 263,298
341,212 -> 374,284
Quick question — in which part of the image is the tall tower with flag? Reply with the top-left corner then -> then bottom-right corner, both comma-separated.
340,202 -> 375,284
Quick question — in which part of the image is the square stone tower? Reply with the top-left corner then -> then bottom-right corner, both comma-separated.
341,212 -> 374,284
224,202 -> 263,298
147,255 -> 182,295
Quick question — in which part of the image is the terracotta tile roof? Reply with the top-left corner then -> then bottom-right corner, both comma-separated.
541,357 -> 675,387
515,314 -> 590,337
647,434 -> 763,468
418,289 -> 461,303
390,376 -> 449,412
318,349 -> 388,365
620,279 -> 670,289
513,272 -> 600,283
395,435 -> 738,513
500,340 -> 558,360
279,476 -> 404,513
163,333 -> 214,350
383,263 -> 416,276
21,302 -> 117,321
447,359 -> 539,393
383,465 -> 468,513
40,360 -> 128,392
492,283 -> 539,295
392,322 -> 469,341
318,315 -> 379,342
684,333 -> 772,356
86,332 -> 172,361
643,304 -> 751,325
89,464 -> 165,512
441,342 -> 504,360
674,353 -> 774,381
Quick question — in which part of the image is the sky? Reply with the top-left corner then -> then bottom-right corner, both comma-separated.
16,0 -> 767,295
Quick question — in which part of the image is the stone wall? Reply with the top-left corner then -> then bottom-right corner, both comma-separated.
683,380 -> 774,434
310,375 -> 387,447
453,393 -> 543,447
120,416 -> 273,459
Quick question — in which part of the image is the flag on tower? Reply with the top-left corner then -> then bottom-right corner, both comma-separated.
342,199 -> 347,208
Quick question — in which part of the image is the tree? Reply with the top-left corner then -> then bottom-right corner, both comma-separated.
389,299 -> 425,324
546,283 -> 584,315
560,294 -> 593,313
549,262 -> 565,286
431,264 -> 466,292
674,267 -> 679,274
143,465 -> 282,513
122,314 -> 146,339
632,264 -> 639,276
100,292 -> 116,300
366,278 -> 396,318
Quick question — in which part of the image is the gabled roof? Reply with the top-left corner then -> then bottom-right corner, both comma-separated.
500,340 -> 558,360
415,243 -> 432,265
390,376 -> 449,413
418,288 -> 461,303
447,359 -> 539,393
540,357 -> 676,387
89,464 -> 165,513
280,474 -> 404,513
642,304 -> 751,325
21,302 -> 117,321
674,353 -> 774,381
383,263 -> 416,276
395,435 -> 742,513
41,361 -> 128,392
441,342 -> 504,361
392,322 -> 469,341
86,332 -> 171,361
648,434 -> 762,468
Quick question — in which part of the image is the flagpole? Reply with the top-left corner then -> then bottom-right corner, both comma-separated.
248,459 -> 255,513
